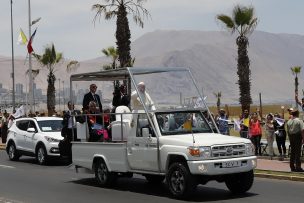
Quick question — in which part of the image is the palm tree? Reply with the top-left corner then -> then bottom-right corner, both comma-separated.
102,46 -> 120,88
92,0 -> 150,95
33,44 -> 63,116
291,66 -> 302,108
214,92 -> 222,112
102,46 -> 118,70
217,5 -> 258,112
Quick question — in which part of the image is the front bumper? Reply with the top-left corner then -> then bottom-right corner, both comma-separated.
46,142 -> 61,157
188,156 -> 257,175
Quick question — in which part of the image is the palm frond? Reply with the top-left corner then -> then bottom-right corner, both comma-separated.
66,60 -> 79,73
133,15 -> 144,28
32,53 -> 41,61
105,11 -> 117,20
233,5 -> 247,26
26,69 -> 40,78
291,66 -> 302,75
243,17 -> 258,35
102,46 -> 118,58
213,92 -> 222,98
103,64 -> 112,70
56,53 -> 63,63
231,4 -> 258,36
243,6 -> 255,25
217,15 -> 235,32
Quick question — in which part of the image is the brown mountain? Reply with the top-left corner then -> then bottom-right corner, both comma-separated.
1,30 -> 304,105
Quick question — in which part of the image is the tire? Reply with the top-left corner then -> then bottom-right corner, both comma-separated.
95,159 -> 117,186
7,142 -> 20,161
166,162 -> 197,199
144,174 -> 165,184
36,144 -> 48,165
225,170 -> 254,194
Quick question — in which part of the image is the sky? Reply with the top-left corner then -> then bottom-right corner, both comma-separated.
0,0 -> 304,61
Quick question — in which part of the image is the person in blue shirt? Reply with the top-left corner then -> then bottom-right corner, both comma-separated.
216,105 -> 230,135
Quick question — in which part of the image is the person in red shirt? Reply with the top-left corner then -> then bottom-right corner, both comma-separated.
249,112 -> 262,155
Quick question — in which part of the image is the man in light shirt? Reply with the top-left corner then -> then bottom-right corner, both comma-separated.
286,109 -> 304,172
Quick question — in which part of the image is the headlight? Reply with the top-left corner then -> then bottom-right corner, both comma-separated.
200,146 -> 211,158
44,136 -> 60,143
245,143 -> 255,156
188,146 -> 211,158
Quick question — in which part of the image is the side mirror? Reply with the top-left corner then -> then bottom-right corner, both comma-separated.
27,128 -> 36,133
142,128 -> 151,138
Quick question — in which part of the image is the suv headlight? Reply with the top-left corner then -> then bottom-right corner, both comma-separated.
245,143 -> 255,156
44,136 -> 60,143
188,146 -> 211,158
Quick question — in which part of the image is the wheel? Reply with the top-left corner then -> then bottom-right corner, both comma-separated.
7,142 -> 20,161
144,174 -> 165,184
95,159 -> 117,186
36,144 -> 48,165
166,162 -> 197,199
225,170 -> 254,194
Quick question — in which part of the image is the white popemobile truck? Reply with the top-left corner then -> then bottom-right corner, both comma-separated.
70,67 -> 256,199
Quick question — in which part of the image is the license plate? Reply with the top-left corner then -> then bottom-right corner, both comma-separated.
222,161 -> 240,168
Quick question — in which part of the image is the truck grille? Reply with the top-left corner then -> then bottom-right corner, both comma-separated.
211,144 -> 245,158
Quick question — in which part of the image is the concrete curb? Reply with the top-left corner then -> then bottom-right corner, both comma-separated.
255,172 -> 304,182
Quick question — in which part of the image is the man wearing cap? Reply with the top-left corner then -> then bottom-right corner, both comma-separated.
286,109 -> 304,172
83,84 -> 103,112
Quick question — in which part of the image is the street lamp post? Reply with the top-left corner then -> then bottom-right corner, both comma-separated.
62,80 -> 65,110
58,78 -> 61,111
10,0 -> 16,112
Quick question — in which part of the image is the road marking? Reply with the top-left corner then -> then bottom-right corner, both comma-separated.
0,197 -> 23,203
0,164 -> 15,169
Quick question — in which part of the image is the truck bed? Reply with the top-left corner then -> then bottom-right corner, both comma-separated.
72,142 -> 128,172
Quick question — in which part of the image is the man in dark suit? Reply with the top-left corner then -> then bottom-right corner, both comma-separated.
82,84 -> 102,112
60,101 -> 82,162
120,84 -> 130,107
62,101 -> 82,141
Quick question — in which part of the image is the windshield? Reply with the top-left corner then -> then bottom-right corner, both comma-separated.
128,67 -> 208,111
37,120 -> 63,132
156,111 -> 212,135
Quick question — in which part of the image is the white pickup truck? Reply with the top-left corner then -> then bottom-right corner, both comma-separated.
70,67 -> 256,198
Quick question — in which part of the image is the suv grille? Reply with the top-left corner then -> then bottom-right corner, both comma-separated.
211,144 -> 245,158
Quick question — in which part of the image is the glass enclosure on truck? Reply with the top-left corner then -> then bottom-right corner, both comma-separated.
70,67 -> 218,141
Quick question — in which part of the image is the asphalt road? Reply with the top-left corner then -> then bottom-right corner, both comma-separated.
0,150 -> 304,203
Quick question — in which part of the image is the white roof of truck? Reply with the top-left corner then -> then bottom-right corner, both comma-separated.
70,67 -> 189,82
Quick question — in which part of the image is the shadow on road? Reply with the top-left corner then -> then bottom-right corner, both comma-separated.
70,177 -> 257,201
11,157 -> 71,166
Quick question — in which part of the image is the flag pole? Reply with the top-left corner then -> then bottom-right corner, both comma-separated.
28,0 -> 33,114
10,0 -> 16,112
